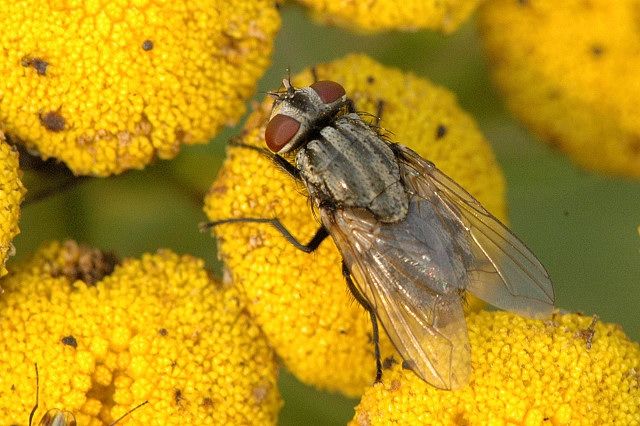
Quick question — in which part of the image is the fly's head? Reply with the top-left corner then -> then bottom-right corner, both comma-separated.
265,79 -> 347,154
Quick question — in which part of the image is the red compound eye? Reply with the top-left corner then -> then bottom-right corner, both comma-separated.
265,114 -> 301,152
310,80 -> 346,104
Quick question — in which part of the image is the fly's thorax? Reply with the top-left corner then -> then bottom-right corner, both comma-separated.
296,114 -> 409,223
265,80 -> 347,153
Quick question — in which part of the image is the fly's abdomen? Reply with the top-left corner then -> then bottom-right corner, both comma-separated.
297,114 -> 409,223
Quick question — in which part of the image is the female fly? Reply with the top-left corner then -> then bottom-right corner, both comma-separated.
205,78 -> 555,390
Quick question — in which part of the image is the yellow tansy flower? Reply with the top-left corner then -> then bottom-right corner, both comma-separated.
351,311 -> 640,425
479,0 -> 640,177
0,128 -> 26,278
0,241 -> 281,425
295,0 -> 481,33
203,54 -> 506,396
0,0 -> 280,176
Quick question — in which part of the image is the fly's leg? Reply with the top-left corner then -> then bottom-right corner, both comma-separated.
272,154 -> 300,180
342,262 -> 383,383
204,141 -> 324,249
29,363 -> 39,426
374,99 -> 385,127
227,139 -> 301,179
310,66 -> 319,83
200,219 -> 329,254
108,400 -> 149,425
345,99 -> 384,127
346,98 -> 357,114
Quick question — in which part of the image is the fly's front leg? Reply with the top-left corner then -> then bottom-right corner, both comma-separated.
228,139 -> 300,180
342,262 -> 383,383
345,98 -> 357,114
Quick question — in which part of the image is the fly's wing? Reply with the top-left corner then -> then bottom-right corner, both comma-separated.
322,199 -> 473,389
394,144 -> 555,317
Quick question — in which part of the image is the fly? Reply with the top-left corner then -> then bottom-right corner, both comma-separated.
203,77 -> 555,389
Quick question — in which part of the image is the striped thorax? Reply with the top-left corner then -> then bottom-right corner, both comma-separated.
265,79 -> 409,223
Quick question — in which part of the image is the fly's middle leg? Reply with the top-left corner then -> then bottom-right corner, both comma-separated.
200,218 -> 329,254
342,262 -> 383,383
203,140 -> 327,250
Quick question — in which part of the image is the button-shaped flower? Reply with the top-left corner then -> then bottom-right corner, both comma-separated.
479,0 -> 640,177
0,0 -> 280,176
0,241 -> 281,425
295,0 -> 482,33
351,311 -> 640,425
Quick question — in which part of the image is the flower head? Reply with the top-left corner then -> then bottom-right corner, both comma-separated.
351,311 -> 640,425
296,0 -> 481,33
479,0 -> 640,177
0,0 -> 280,176
0,241 -> 281,425
203,54 -> 506,396
0,128 -> 26,278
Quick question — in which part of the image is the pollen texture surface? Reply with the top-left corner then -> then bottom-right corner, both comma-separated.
0,129 -> 25,277
351,311 -> 640,425
479,0 -> 640,177
296,0 -> 482,33
0,0 -> 280,176
0,241 -> 281,425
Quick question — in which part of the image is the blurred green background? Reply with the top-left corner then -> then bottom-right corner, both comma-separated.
13,5 -> 640,425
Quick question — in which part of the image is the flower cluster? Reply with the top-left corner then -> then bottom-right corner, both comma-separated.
0,0 -> 279,176
0,241 -> 280,425
1,0 -> 637,423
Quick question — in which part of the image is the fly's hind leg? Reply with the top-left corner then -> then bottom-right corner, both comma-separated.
342,261 -> 383,383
